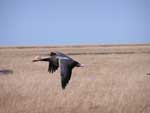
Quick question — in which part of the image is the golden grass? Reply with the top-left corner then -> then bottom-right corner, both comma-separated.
0,45 -> 150,113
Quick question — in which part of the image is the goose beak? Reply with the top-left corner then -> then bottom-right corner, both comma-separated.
77,64 -> 85,67
32,56 -> 50,62
79,64 -> 85,67
32,56 -> 42,62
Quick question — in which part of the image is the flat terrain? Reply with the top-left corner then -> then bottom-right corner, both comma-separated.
0,44 -> 150,113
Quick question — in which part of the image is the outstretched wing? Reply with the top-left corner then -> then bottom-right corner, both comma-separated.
60,59 -> 74,89
48,59 -> 59,73
48,52 -> 59,74
48,51 -> 72,74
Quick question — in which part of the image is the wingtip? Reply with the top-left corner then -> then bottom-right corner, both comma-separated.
61,85 -> 66,90
62,87 -> 66,90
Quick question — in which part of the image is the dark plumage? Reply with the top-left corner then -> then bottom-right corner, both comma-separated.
0,69 -> 13,75
33,52 -> 84,89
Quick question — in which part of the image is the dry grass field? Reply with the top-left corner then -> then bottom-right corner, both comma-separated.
0,44 -> 150,113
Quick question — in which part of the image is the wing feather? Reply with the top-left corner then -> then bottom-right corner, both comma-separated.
60,59 -> 74,89
48,59 -> 59,73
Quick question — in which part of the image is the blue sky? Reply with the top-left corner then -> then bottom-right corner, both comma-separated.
0,0 -> 149,46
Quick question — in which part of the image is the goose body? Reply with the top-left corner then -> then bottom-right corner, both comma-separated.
33,52 -> 84,89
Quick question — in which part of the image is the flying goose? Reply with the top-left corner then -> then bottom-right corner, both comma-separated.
33,52 -> 84,89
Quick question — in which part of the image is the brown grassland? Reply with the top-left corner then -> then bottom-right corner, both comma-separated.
0,44 -> 150,113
